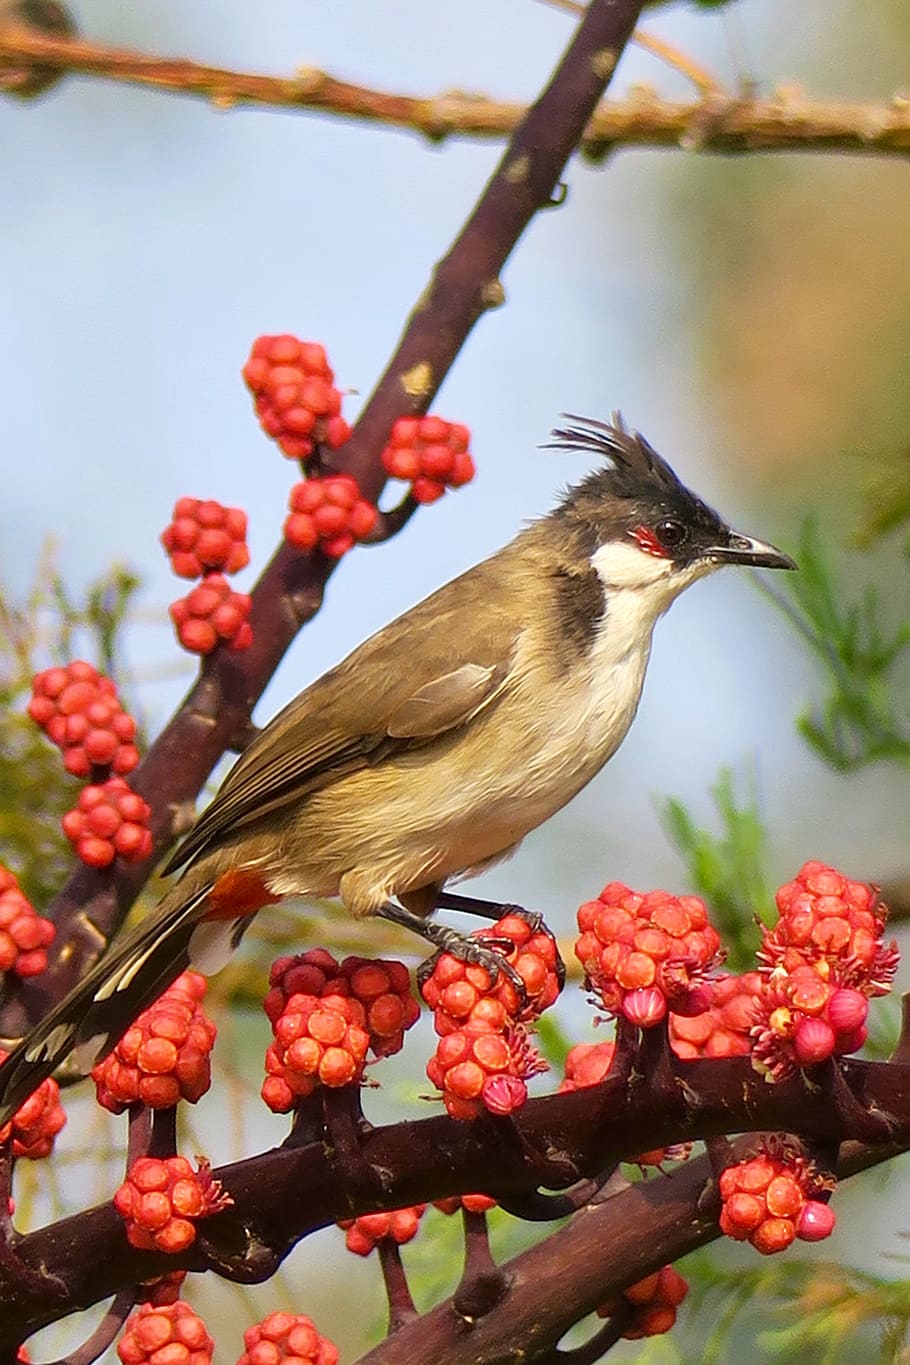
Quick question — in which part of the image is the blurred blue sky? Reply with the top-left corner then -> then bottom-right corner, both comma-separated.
6,4 -> 910,1359
3,0 -> 907,925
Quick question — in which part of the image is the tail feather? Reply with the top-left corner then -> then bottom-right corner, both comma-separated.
0,884 -> 214,1130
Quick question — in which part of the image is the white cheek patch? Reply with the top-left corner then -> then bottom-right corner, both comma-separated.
590,540 -> 675,590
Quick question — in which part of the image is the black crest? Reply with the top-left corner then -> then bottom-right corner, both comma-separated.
545,413 -> 693,505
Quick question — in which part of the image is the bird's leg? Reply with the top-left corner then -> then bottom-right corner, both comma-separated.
376,901 -> 528,1001
434,892 -> 565,991
434,890 -> 543,932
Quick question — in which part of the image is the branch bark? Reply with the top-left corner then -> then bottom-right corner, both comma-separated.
2,1051 -> 908,1348
2,27 -> 910,157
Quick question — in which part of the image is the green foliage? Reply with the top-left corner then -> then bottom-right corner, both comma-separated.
686,1253 -> 910,1364
0,550 -> 142,905
659,767 -> 773,970
761,518 -> 910,771
856,444 -> 910,551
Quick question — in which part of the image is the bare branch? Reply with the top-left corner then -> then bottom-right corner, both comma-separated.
1,28 -> 909,158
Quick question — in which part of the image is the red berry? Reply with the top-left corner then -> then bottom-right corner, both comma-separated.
381,415 -> 475,503
170,574 -> 252,655
29,661 -> 140,778
118,1301 -> 214,1365
62,778 -> 153,869
0,1048 -> 66,1158
243,335 -> 349,463
284,477 -> 376,558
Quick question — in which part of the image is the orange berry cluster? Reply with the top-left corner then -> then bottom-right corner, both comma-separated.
93,971 -> 217,1112
29,660 -> 140,777
761,860 -> 898,991
238,1312 -> 339,1365
161,498 -> 250,579
169,573 -> 253,656
719,1145 -> 836,1254
338,1204 -> 427,1257
420,914 -> 560,1120
0,865 -> 55,979
114,1155 -> 231,1254
381,416 -> 475,504
597,1266 -> 689,1340
262,949 -> 418,1112
669,971 -> 762,1060
118,1301 -> 214,1365
61,776 -> 153,868
751,862 -> 896,1081
264,949 -> 419,1057
242,335 -> 351,462
0,1050 -> 66,1158
574,883 -> 722,1026
284,474 -> 377,559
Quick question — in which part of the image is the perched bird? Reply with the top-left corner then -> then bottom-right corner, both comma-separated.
0,416 -> 794,1124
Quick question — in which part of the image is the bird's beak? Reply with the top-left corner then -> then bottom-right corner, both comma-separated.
708,532 -> 797,571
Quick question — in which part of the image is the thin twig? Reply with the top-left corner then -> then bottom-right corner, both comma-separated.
1,30 -> 910,157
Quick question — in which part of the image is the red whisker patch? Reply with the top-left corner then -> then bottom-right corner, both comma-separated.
629,526 -> 671,559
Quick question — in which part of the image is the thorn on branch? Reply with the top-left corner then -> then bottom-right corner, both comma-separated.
493,1166 -> 619,1222
544,181 -> 569,208
195,1220 -> 284,1284
226,717 -> 261,755
377,1239 -> 418,1334
541,1307 -> 633,1365
364,491 -> 419,544
451,1208 -> 509,1322
40,1286 -> 138,1365
814,1058 -> 898,1144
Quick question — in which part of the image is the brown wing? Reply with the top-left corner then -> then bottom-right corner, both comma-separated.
162,553 -> 523,876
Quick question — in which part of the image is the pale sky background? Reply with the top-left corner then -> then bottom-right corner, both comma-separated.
3,2 -> 909,1359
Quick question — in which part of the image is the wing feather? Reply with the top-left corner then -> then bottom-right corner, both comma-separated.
163,556 -> 524,876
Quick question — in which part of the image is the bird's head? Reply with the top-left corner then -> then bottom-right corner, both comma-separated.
545,414 -> 794,605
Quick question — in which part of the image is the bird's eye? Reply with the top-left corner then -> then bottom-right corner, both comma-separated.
654,519 -> 688,549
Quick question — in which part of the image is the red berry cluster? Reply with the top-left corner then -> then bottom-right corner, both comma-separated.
169,574 -> 253,656
93,971 -> 217,1112
574,883 -> 722,1026
265,949 -> 419,1057
338,1204 -> 427,1257
263,995 -> 368,1106
0,1051 -> 66,1158
161,498 -> 250,579
669,971 -> 762,1060
261,949 -> 419,1112
761,861 -> 898,991
62,777 -> 153,868
751,863 -> 896,1081
29,660 -> 139,777
719,1143 -> 836,1254
284,475 -> 377,558
114,1155 -> 231,1253
381,416 -> 475,504
420,915 -> 560,1120
118,1301 -> 213,1365
0,865 -> 55,978
242,335 -> 351,462
238,1312 -> 339,1365
597,1266 -> 689,1340
433,1193 -> 497,1216
751,965 -> 870,1080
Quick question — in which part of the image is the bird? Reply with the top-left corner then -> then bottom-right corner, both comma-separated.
0,415 -> 795,1126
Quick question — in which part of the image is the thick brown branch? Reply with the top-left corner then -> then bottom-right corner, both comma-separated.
0,0 -> 646,1035
2,1053 -> 908,1347
2,28 -> 910,157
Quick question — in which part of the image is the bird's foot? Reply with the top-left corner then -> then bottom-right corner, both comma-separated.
376,901 -> 528,1004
